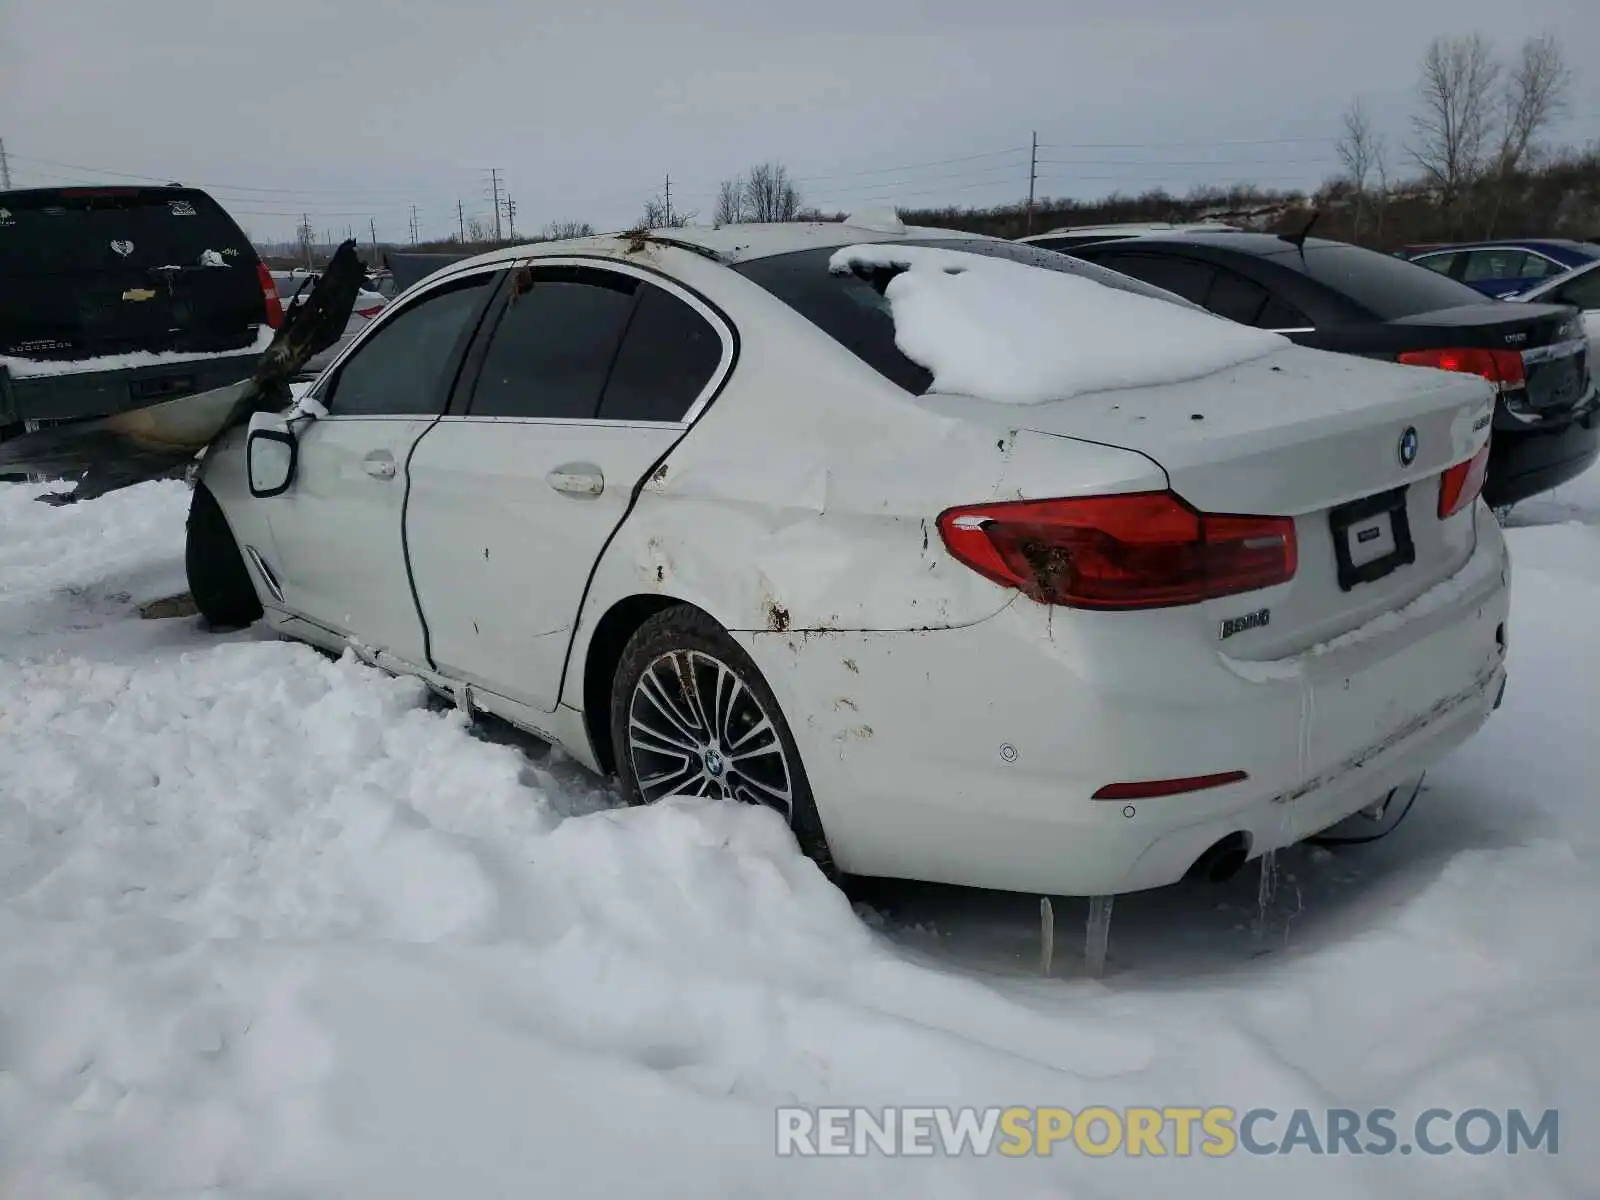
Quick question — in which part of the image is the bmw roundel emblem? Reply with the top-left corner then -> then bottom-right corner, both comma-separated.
1398,426 -> 1419,467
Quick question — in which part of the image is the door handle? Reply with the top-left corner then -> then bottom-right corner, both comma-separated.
361,450 -> 396,480
546,463 -> 605,496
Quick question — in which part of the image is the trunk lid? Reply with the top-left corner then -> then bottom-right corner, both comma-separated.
0,187 -> 265,364
924,345 -> 1495,657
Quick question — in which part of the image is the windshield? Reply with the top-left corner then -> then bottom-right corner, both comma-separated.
734,237 -> 1202,394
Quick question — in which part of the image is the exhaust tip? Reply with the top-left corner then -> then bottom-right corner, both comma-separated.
1186,832 -> 1251,884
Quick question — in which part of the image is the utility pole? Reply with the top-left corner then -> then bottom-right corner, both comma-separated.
488,169 -> 503,241
458,198 -> 466,242
409,205 -> 419,245
664,173 -> 672,226
0,139 -> 10,190
301,213 -> 313,269
504,196 -> 517,240
1025,131 -> 1038,235
369,216 -> 378,255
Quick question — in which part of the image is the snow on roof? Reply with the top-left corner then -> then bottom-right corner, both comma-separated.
827,244 -> 1287,404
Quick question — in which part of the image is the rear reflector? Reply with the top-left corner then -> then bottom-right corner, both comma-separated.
1092,771 -> 1249,801
1398,347 -> 1525,389
1438,440 -> 1492,518
936,491 -> 1296,610
257,263 -> 285,329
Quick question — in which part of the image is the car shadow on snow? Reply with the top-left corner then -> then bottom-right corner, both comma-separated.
844,774 -> 1527,987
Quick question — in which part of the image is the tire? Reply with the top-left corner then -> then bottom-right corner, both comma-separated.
185,483 -> 263,630
611,605 -> 835,877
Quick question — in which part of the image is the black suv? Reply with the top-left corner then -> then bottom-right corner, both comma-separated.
0,186 -> 280,440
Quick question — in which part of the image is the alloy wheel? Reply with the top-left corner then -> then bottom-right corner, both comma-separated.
626,649 -> 794,820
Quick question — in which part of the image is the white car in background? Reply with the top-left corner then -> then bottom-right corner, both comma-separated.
187,221 -> 1509,897
269,270 -> 388,375
1508,258 -> 1600,358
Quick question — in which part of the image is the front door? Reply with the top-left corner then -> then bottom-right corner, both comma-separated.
406,261 -> 730,712
259,268 -> 501,666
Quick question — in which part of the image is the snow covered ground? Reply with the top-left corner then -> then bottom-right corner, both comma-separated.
1,475 -> 1597,1198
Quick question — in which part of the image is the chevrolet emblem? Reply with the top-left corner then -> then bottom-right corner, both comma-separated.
122,288 -> 157,302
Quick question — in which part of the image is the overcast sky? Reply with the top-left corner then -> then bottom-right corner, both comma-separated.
3,0 -> 1596,244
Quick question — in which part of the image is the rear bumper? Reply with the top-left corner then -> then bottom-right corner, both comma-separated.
0,347 -> 264,428
1485,399 -> 1600,507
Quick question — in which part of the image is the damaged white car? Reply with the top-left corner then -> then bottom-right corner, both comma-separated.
188,219 -> 1509,896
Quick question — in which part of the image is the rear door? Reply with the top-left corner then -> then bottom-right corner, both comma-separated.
0,188 -> 264,362
405,260 -> 731,713
260,267 -> 502,663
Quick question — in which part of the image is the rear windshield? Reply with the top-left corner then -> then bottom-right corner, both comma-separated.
0,188 -> 254,277
1273,243 -> 1488,319
733,238 -> 1200,394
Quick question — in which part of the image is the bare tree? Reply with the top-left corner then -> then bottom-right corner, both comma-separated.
465,216 -> 496,243
715,176 -> 745,225
742,162 -> 802,222
1494,35 -> 1570,175
1336,98 -> 1380,240
1372,135 -> 1392,242
1409,33 -> 1501,202
542,220 -> 596,240
638,192 -> 692,228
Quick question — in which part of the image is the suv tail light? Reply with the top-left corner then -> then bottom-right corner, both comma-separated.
936,491 -> 1297,610
1438,440 -> 1492,518
1398,347 -> 1525,390
355,303 -> 386,320
257,263 -> 285,329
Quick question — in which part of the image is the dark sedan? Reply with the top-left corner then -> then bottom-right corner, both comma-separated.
1043,232 -> 1597,511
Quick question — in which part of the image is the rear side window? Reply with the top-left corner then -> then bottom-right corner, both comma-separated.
1258,295 -> 1311,329
468,268 -> 637,419
1202,268 -> 1270,325
598,283 -> 723,421
1461,249 -> 1534,283
1285,245 -> 1486,319
326,273 -> 495,416
1412,252 -> 1458,277
1091,253 -> 1216,306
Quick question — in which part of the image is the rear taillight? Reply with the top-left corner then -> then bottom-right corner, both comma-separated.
1398,347 -> 1525,390
936,491 -> 1297,610
257,263 -> 285,329
1438,440 -> 1492,519
355,304 -> 385,320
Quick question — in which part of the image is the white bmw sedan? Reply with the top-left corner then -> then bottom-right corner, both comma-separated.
188,220 -> 1509,896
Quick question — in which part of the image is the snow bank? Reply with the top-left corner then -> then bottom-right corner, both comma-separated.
1,324 -> 273,380
1,475 -> 1598,1197
828,244 -> 1286,403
